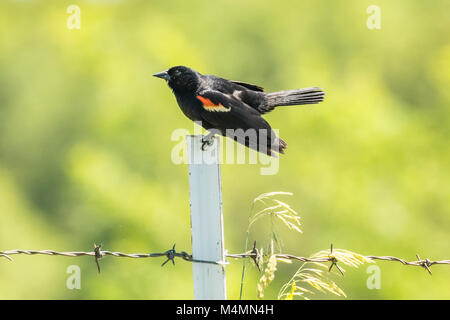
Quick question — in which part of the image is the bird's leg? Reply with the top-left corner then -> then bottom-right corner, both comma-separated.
201,132 -> 216,151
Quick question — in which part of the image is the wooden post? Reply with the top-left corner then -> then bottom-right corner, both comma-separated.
187,135 -> 227,300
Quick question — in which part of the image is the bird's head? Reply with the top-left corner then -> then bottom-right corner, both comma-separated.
153,66 -> 200,92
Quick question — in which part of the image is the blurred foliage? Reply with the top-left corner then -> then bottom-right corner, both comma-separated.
0,0 -> 449,299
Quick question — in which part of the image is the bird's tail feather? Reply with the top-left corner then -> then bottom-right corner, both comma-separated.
228,130 -> 287,157
266,87 -> 325,108
274,137 -> 287,155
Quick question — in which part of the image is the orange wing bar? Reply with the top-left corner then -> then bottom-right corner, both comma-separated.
197,95 -> 231,112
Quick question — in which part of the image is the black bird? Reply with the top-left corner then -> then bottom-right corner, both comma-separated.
154,66 -> 324,156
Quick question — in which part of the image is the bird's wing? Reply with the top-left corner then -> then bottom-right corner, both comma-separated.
202,76 -> 266,113
204,75 -> 264,93
230,81 -> 264,92
197,90 -> 265,128
196,90 -> 283,155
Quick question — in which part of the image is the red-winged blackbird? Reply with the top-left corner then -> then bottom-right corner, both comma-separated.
154,66 -> 324,156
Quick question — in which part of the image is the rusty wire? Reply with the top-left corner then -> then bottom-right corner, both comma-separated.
1,243 -> 450,275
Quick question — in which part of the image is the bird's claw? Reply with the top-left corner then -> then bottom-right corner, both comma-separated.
201,135 -> 215,151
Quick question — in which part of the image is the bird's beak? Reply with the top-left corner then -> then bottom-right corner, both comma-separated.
153,70 -> 170,81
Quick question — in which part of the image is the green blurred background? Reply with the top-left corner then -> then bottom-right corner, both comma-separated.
0,0 -> 449,299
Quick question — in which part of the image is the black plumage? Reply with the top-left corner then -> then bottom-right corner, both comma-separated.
154,66 -> 324,156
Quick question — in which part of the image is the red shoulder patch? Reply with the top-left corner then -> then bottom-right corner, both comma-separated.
197,95 -> 231,112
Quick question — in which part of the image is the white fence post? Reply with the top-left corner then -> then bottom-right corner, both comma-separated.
187,135 -> 227,300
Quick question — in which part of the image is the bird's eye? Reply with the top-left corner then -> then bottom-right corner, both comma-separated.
174,70 -> 181,76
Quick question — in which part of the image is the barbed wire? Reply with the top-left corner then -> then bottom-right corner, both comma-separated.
1,242 -> 449,275
0,244 -> 227,273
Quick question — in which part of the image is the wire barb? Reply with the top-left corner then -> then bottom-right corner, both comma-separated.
0,254 -> 13,261
161,244 -> 177,267
94,243 -> 103,273
250,241 -> 262,272
327,244 -> 344,276
416,254 -> 432,275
